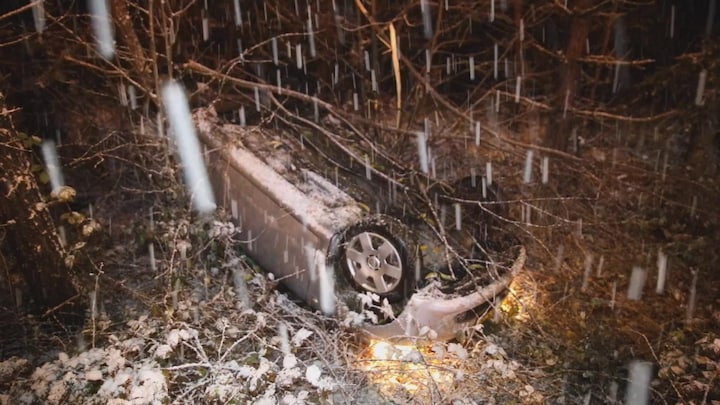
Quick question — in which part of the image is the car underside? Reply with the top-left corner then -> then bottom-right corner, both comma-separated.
195,106 -> 525,341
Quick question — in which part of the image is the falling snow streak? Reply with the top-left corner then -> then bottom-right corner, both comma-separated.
318,261 -> 336,316
425,49 -> 431,74
695,69 -> 707,106
313,98 -> 319,122
364,155 -> 371,180
307,6 -> 316,57
656,249 -> 668,294
613,17 -> 629,93
454,203 -> 461,231
128,85 -> 137,110
276,70 -> 283,94
486,161 -> 493,186
541,156 -> 549,184
706,0 -> 717,37
118,82 -> 127,106
669,5 -> 676,38
596,255 -> 605,277
626,361 -> 652,404
417,132 -> 429,173
295,44 -> 303,69
237,39 -> 244,61
686,269 -> 698,322
278,323 -> 290,355
493,43 -> 499,79
581,254 -> 593,292
523,150 -> 534,184
32,0 -> 46,33
233,0 -> 242,27
202,11 -> 209,41
88,0 -> 115,59
148,243 -> 156,272
239,106 -> 246,126
161,81 -> 216,214
272,37 -> 279,65
421,0 -> 433,39
41,140 -> 65,194
254,87 -> 261,111
627,266 -> 646,301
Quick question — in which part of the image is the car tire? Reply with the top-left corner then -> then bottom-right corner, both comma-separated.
338,216 -> 418,303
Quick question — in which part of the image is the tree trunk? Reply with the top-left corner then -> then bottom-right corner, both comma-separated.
544,0 -> 593,151
111,0 -> 150,84
0,94 -> 79,311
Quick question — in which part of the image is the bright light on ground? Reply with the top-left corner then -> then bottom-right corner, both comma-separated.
500,275 -> 537,322
369,340 -> 416,360
358,340 -> 457,399
355,281 -> 541,402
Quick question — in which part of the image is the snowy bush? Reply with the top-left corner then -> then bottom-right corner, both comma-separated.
6,337 -> 167,405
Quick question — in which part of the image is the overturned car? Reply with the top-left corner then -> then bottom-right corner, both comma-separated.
194,107 -> 525,342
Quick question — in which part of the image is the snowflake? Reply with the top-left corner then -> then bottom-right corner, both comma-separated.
357,292 -> 380,308
362,309 -> 379,324
248,358 -> 271,393
252,382 -> 276,405
282,354 -> 298,369
105,348 -> 126,374
154,344 -> 172,359
282,390 -> 309,405
166,329 -> 181,347
46,380 -> 67,405
98,369 -> 132,398
379,298 -> 395,320
448,343 -> 469,360
401,349 -> 424,363
305,364 -> 322,386
128,365 -> 167,404
291,328 -> 313,347
711,338 -> 720,354
341,311 -> 365,327
85,369 -> 103,381
432,343 -> 447,360
276,366 -> 302,387
304,364 -> 335,391
30,362 -> 59,398
484,343 -> 506,358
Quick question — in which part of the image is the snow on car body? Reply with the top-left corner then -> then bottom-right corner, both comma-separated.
195,107 -> 525,341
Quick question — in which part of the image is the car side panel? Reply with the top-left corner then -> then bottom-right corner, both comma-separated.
205,147 -> 317,301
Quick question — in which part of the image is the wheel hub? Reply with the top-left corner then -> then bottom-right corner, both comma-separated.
367,255 -> 381,269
